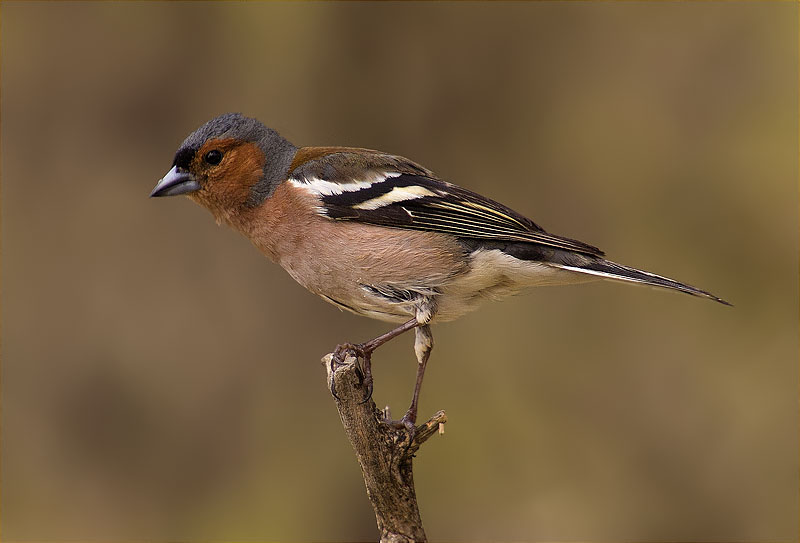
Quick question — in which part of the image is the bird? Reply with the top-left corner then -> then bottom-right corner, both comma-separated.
150,112 -> 729,434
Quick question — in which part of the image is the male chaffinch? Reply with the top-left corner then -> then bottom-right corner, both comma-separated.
151,113 -> 729,430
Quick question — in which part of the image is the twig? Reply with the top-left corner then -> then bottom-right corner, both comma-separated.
322,352 -> 447,543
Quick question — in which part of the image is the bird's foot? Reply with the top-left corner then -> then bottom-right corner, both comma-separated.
329,342 -> 373,403
382,407 -> 418,446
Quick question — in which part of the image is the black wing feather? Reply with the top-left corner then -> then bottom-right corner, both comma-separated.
322,174 -> 604,257
289,150 -> 604,257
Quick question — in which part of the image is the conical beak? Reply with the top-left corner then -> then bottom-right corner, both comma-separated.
150,166 -> 200,197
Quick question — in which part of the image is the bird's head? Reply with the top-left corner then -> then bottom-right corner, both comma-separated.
150,113 -> 296,221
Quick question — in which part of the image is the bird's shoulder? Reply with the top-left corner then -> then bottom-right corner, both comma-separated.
288,146 -> 434,182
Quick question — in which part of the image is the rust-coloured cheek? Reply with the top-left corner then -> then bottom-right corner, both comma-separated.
192,139 -> 266,213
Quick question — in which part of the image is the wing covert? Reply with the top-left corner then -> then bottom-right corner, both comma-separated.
288,149 -> 604,257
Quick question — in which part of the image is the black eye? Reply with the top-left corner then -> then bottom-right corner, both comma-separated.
204,150 -> 223,165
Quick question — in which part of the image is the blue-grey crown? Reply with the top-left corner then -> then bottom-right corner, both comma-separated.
181,113 -> 278,151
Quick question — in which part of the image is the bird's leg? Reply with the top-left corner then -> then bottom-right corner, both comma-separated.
330,318 -> 419,401
360,318 -> 420,353
386,324 -> 434,441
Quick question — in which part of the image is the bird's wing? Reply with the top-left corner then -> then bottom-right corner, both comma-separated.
288,148 -> 604,257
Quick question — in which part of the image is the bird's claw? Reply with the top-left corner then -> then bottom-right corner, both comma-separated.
332,342 -> 360,364
383,410 -> 418,448
329,342 -> 374,403
358,354 -> 373,404
329,343 -> 356,400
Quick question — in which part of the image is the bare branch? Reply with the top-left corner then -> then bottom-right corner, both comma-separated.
322,353 -> 447,543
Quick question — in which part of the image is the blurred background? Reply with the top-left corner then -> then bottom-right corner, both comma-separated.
2,2 -> 797,541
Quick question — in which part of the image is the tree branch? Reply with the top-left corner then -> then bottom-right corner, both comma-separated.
322,352 -> 447,543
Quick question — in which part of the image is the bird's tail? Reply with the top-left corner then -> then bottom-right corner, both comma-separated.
552,258 -> 731,306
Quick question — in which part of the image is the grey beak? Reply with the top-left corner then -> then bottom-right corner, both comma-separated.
150,166 -> 201,197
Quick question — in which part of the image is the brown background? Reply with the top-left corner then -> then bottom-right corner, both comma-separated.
2,1 -> 798,541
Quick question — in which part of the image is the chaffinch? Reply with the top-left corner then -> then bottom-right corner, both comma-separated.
151,113 -> 729,430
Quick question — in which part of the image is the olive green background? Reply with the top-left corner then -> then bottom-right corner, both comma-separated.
2,1 -> 797,541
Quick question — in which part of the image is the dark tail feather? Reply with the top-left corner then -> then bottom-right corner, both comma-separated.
554,258 -> 732,306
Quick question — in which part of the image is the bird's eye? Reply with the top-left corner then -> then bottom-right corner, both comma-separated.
204,150 -> 223,165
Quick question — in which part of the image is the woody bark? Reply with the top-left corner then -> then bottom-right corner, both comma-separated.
322,352 -> 446,543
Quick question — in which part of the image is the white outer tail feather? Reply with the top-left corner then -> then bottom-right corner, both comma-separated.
550,261 -> 730,305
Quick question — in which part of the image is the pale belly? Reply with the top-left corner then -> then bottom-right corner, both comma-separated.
305,248 -> 596,324
434,249 -> 595,322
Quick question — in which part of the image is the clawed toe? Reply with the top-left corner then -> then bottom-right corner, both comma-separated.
330,342 -> 374,402
383,411 -> 418,445
359,370 -> 373,404
332,342 -> 359,365
329,343 -> 357,400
